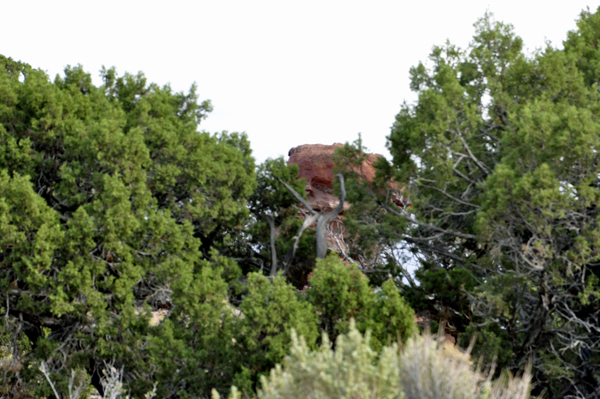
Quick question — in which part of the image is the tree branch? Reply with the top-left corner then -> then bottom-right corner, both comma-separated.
316,174 -> 346,258
266,213 -> 278,277
277,178 -> 317,216
382,201 -> 478,240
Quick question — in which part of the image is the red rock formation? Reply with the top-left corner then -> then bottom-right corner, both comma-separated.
288,143 -> 345,213
287,143 -> 386,214
287,143 -> 401,258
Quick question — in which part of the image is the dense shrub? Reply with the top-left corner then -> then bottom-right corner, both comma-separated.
308,254 -> 416,351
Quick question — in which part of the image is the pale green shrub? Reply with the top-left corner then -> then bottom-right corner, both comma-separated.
37,360 -> 157,399
258,324 -> 403,399
483,368 -> 532,399
400,333 -> 530,399
213,324 -> 531,399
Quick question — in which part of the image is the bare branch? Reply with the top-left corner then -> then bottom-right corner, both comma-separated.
456,127 -> 491,176
280,174 -> 347,261
382,202 -> 478,241
419,183 -> 481,208
40,361 -> 62,399
316,174 -> 346,258
277,178 -> 317,215
266,213 -> 278,277
281,213 -> 319,273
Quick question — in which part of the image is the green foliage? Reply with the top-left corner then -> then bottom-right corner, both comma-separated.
0,54 -> 417,399
251,158 -> 306,214
0,55 -> 257,397
459,323 -> 512,372
332,136 -> 412,286
146,256 -> 236,398
247,157 -> 316,282
308,255 -> 416,350
405,266 -> 475,336
142,270 -> 320,398
0,170 -> 63,294
370,279 -> 418,349
564,7 -> 600,87
335,9 -> 600,397
232,273 -> 319,392
308,255 -> 374,339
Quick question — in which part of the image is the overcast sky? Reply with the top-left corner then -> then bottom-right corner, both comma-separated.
2,1 -> 598,163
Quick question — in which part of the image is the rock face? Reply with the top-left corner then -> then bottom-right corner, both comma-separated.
287,143 -> 384,214
287,143 -> 393,257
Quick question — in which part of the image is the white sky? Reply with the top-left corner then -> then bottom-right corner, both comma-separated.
2,1 -> 598,163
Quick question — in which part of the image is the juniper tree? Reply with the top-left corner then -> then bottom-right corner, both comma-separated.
336,10 -> 600,398
0,56 -> 256,397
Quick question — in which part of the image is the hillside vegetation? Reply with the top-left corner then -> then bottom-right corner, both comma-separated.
2,7 -> 600,399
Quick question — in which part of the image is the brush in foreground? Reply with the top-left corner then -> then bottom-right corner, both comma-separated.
214,323 -> 531,399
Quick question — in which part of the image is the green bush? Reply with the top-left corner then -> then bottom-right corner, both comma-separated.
308,254 -> 416,351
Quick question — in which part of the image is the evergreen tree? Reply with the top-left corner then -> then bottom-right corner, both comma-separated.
336,10 -> 600,398
0,56 -> 255,397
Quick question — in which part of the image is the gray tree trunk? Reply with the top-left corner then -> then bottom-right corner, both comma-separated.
279,174 -> 346,261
